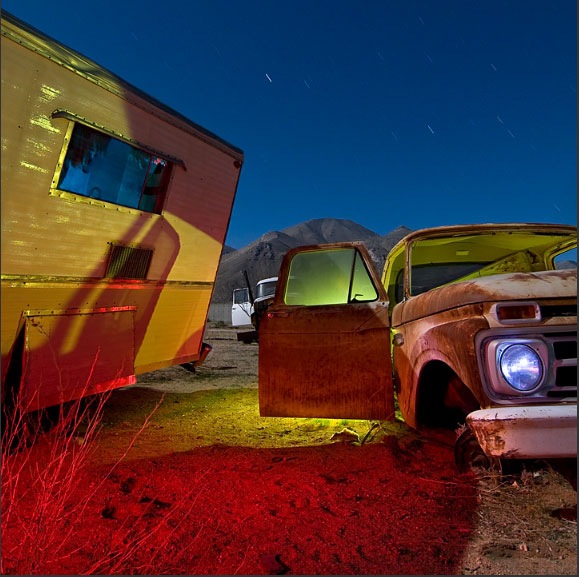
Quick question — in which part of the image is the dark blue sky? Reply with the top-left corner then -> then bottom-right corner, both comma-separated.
3,0 -> 577,248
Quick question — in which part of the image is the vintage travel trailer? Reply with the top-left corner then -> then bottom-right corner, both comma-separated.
1,11 -> 244,412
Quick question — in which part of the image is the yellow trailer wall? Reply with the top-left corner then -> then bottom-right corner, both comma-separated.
1,13 -> 243,409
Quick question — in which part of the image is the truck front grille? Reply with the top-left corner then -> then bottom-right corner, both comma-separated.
548,333 -> 577,397
540,304 -> 577,318
478,326 -> 577,404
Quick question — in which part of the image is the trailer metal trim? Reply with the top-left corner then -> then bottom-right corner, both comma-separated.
51,110 -> 187,169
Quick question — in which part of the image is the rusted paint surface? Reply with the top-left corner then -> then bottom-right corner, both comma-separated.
259,243 -> 394,421
393,269 -> 577,326
473,419 -> 509,453
467,406 -> 578,458
259,300 -> 394,420
393,311 -> 488,429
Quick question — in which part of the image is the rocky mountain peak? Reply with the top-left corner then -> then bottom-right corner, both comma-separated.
211,218 -> 412,303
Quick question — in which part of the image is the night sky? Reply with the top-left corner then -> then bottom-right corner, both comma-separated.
2,0 -> 576,248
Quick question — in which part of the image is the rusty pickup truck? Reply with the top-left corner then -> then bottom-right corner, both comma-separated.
258,223 -> 577,470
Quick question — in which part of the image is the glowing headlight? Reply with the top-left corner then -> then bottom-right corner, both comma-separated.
499,344 -> 543,392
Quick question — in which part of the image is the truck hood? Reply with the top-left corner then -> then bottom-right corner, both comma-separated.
392,268 -> 577,326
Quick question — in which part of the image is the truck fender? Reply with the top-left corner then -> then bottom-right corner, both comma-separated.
412,351 -> 480,429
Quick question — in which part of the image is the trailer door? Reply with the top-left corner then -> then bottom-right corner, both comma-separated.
259,243 -> 394,420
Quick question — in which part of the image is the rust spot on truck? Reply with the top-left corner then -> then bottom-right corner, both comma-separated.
475,419 -> 509,452
472,418 -> 529,459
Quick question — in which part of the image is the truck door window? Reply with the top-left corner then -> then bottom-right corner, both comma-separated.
56,123 -> 172,213
233,288 -> 250,304
284,248 -> 378,306
350,251 -> 379,302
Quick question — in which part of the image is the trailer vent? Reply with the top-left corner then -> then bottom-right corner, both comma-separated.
105,244 -> 153,279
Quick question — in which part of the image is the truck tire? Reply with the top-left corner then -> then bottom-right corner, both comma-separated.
454,428 -> 500,473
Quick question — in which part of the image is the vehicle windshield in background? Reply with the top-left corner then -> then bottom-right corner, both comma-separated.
256,281 -> 277,299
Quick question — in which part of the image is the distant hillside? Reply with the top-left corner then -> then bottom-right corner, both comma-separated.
211,218 -> 412,303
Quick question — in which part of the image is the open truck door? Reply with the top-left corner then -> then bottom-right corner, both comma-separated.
259,242 -> 395,420
232,288 -> 252,327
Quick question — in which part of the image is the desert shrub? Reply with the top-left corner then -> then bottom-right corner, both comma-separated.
1,390 -> 112,574
1,385 -> 169,574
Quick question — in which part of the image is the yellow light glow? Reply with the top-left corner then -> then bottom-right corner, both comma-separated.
19,160 -> 49,173
40,84 -> 61,101
30,114 -> 60,133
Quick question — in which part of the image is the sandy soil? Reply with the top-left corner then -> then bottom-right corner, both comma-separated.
1,325 -> 576,575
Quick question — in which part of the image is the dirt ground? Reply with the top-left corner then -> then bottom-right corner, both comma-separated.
2,325 -> 576,575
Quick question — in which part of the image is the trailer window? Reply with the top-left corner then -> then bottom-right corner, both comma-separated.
56,123 -> 171,213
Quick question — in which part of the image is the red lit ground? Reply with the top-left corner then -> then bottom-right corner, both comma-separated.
1,325 -> 576,575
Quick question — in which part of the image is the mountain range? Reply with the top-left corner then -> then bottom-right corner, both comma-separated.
211,218 -> 412,303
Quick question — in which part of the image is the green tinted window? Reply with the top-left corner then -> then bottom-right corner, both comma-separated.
284,248 -> 378,306
351,251 -> 379,302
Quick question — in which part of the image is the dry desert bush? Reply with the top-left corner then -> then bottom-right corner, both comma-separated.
0,386 -> 170,574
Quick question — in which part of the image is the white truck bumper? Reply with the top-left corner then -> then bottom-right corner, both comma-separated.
466,405 -> 577,459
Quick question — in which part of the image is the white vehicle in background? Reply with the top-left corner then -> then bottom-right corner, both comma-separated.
251,276 -> 278,329
234,276 -> 278,342
231,287 -> 252,327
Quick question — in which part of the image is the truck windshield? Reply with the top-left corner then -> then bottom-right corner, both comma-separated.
256,281 -> 277,299
408,230 -> 577,296
410,263 -> 488,296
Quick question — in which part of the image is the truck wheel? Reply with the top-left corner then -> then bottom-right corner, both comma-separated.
454,428 -> 500,473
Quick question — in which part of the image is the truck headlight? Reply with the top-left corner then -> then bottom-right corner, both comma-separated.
480,337 -> 549,398
498,343 -> 543,392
